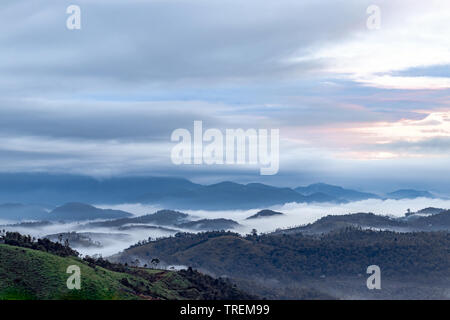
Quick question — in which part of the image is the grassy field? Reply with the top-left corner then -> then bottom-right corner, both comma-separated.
0,244 -> 216,300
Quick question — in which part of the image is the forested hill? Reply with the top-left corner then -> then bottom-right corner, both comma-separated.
119,229 -> 450,280
0,232 -> 253,300
116,229 -> 450,299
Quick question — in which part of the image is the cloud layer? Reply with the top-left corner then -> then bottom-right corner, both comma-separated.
1,0 -> 450,191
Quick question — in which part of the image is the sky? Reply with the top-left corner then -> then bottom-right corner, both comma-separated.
1,0 -> 450,193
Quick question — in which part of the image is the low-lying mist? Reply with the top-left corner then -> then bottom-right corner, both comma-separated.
101,197 -> 450,234
3,198 -> 450,257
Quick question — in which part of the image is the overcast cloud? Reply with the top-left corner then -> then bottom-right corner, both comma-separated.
1,0 -> 450,192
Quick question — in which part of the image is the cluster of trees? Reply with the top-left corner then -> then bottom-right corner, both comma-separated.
0,231 -> 255,300
81,252 -> 253,299
0,230 -> 164,274
0,231 -> 79,257
127,230 -> 259,251
53,232 -> 102,248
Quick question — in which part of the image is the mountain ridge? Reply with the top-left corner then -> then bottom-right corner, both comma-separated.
0,173 -> 443,212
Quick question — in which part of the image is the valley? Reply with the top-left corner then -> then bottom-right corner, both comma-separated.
1,176 -> 449,300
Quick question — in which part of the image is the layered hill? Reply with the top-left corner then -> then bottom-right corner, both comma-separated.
272,210 -> 450,235
137,181 -> 340,210
0,202 -> 133,222
116,229 -> 450,299
86,209 -> 240,231
272,213 -> 408,235
0,173 -> 443,212
0,241 -> 253,300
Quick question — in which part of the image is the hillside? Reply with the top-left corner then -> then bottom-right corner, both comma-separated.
137,181 -> 312,210
116,229 -> 450,299
87,210 -> 190,228
273,213 -> 408,235
0,240 -> 253,300
273,211 -> 450,235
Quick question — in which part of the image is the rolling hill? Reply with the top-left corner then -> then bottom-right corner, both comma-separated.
272,210 -> 450,235
116,229 -> 450,299
0,240 -> 253,300
86,209 -> 240,231
0,173 -> 341,210
272,213 -> 408,235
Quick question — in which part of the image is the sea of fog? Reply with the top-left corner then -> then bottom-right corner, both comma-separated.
3,198 -> 450,257
99,197 -> 450,235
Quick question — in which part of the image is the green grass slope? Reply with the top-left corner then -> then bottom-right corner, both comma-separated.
0,244 -> 252,300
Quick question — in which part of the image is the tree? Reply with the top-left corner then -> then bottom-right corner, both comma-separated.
151,258 -> 160,269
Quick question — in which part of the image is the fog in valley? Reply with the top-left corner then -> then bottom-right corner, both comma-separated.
2,198 -> 449,257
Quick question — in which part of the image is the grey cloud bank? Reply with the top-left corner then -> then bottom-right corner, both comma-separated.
0,0 -> 450,192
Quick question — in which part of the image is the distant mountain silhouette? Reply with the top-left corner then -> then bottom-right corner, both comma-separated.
0,173 -> 444,210
0,203 -> 51,221
295,183 -> 381,201
0,174 -> 338,209
137,181 -> 341,210
0,173 -> 200,205
48,203 -> 132,221
117,229 -> 450,299
137,181 -> 304,209
246,209 -> 284,220
386,189 -> 435,199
